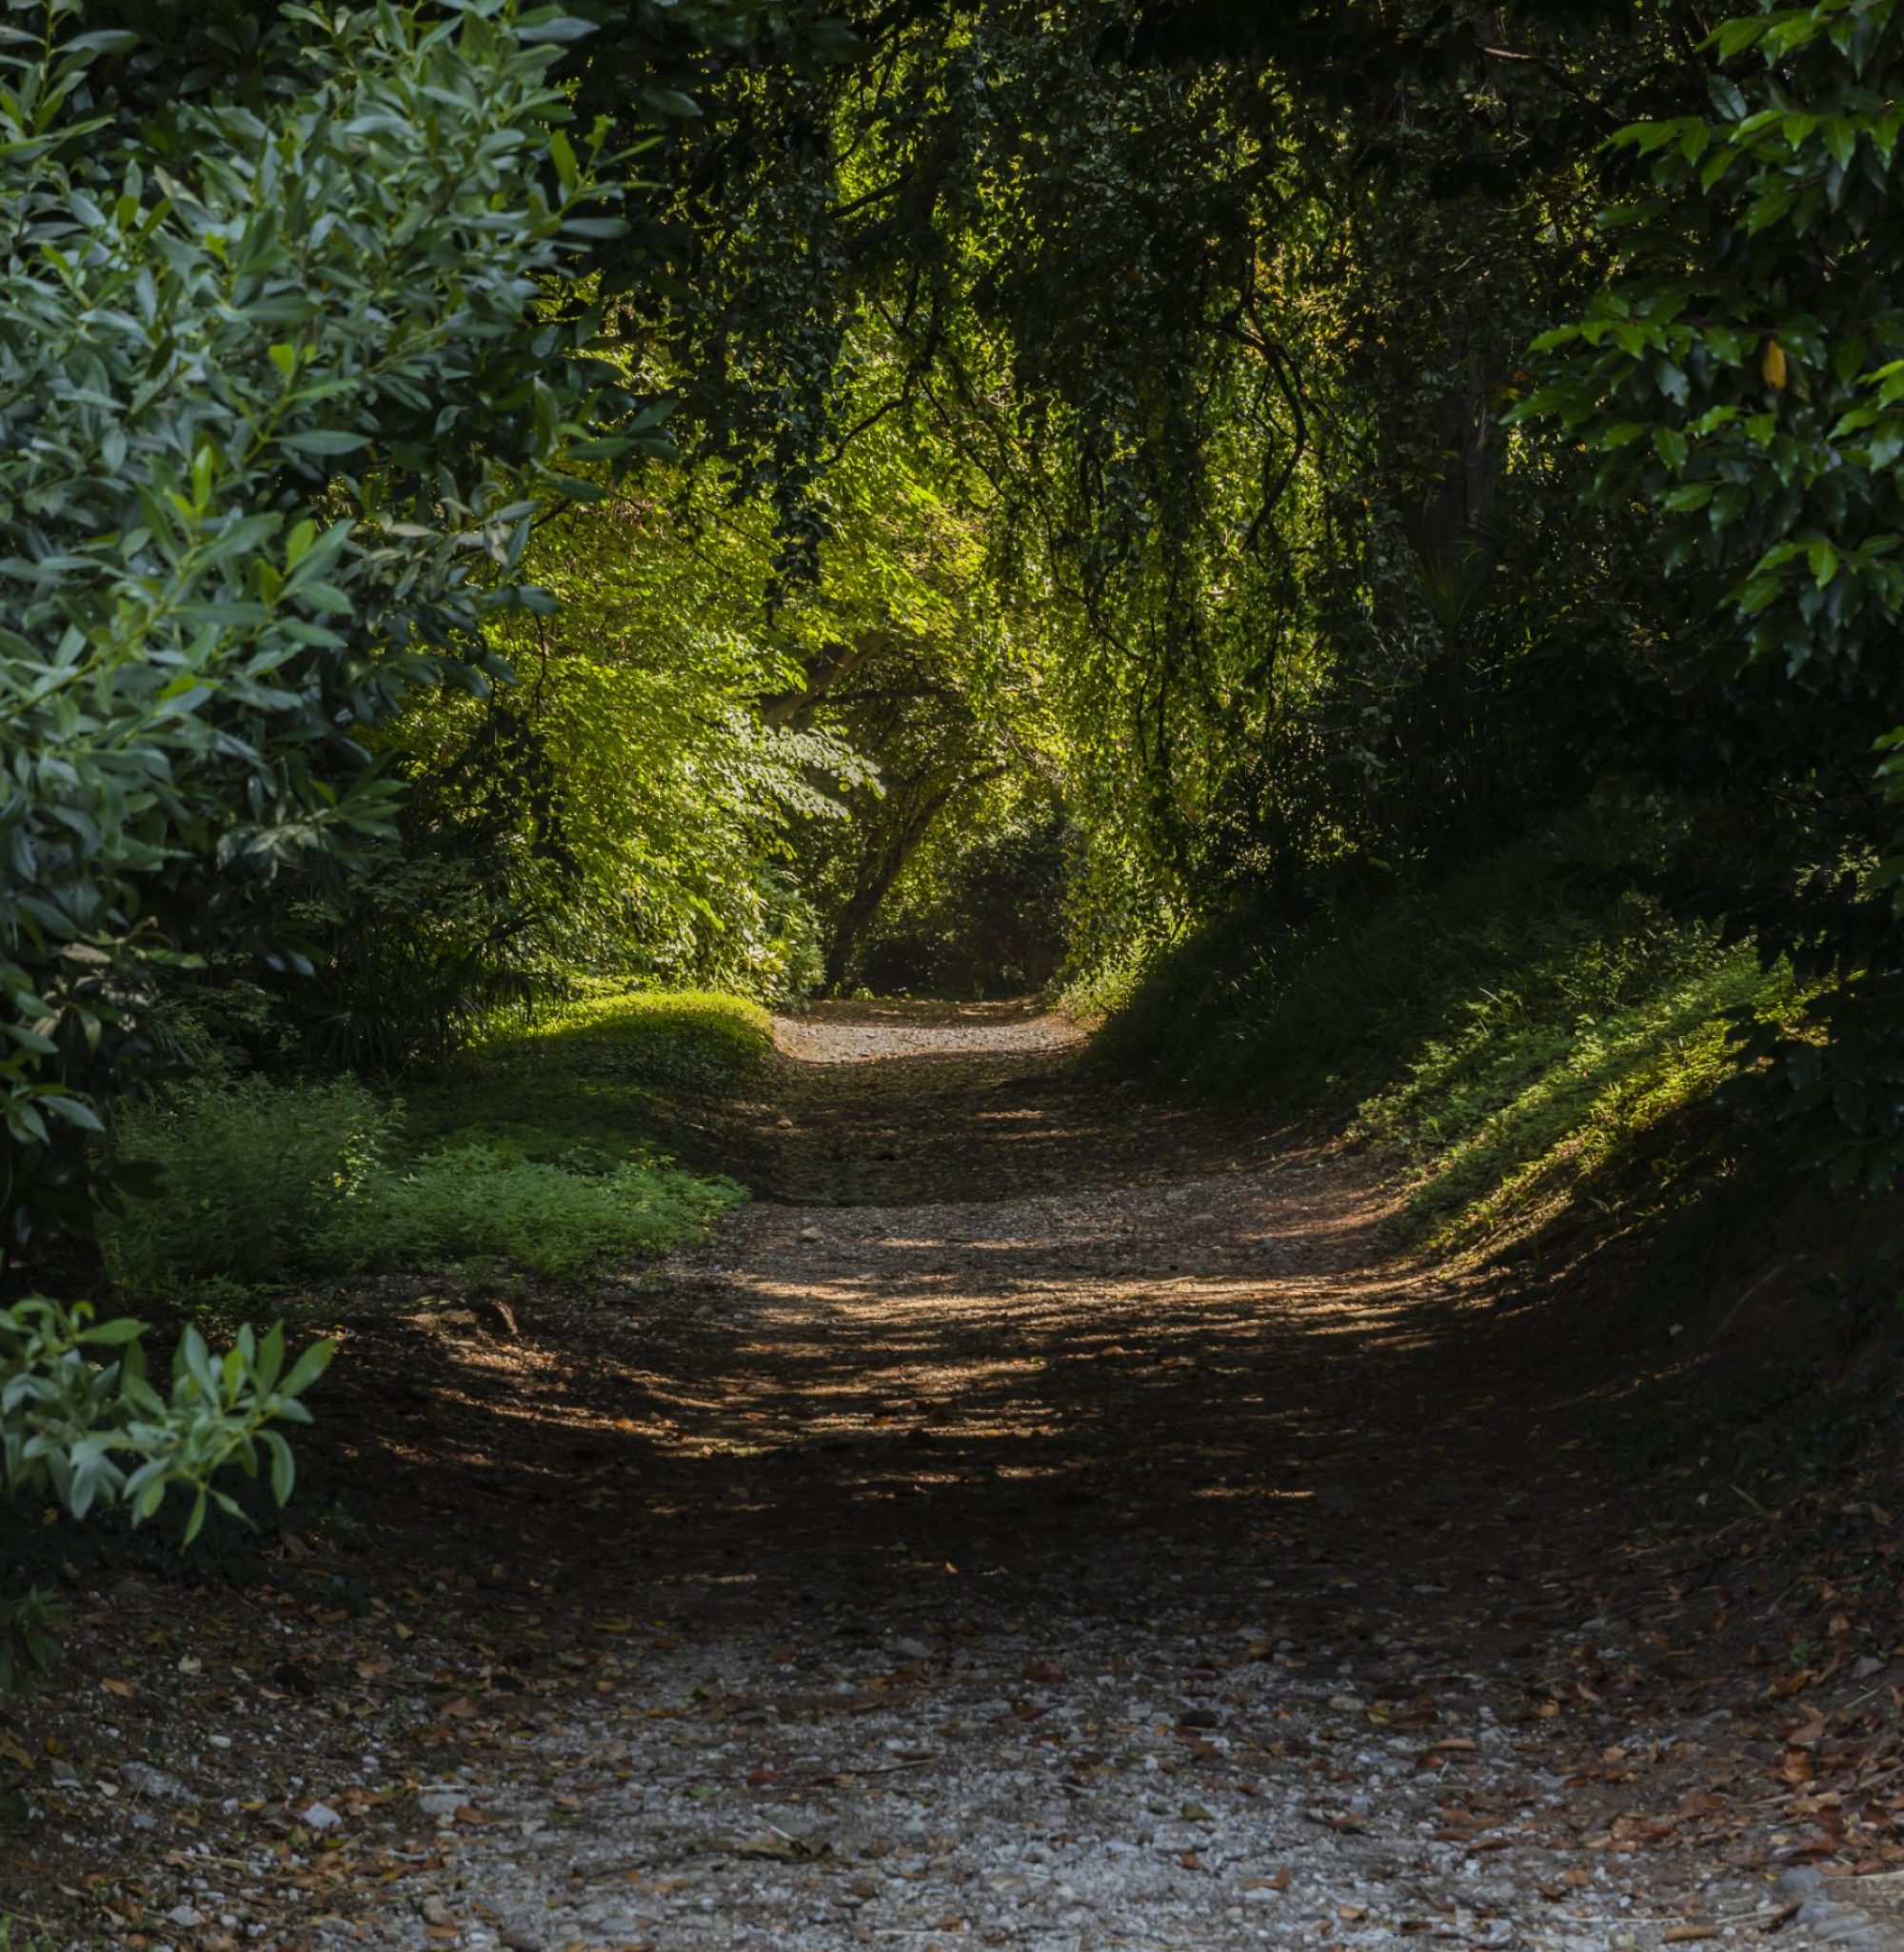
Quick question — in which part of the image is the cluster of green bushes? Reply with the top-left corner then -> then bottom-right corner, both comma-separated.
98,991 -> 764,1296
0,0 -> 746,1665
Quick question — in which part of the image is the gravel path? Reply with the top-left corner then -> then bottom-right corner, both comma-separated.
771,1002 -> 1086,1066
299,1005 -> 1862,1952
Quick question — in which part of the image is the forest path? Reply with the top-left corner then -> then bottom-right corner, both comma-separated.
22,1007 -> 1860,1952
302,1002 -> 1829,1952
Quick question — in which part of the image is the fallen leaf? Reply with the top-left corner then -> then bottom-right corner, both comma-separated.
734,1832 -> 826,1862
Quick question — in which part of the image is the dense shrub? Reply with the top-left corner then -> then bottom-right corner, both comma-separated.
1520,1 -> 1904,1188
0,0 -> 682,1661
0,1 -> 651,1246
102,1079 -> 398,1293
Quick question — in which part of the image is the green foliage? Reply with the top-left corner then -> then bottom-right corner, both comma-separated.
567,988 -> 776,1087
857,804 -> 1073,999
0,1589 -> 66,1698
403,990 -> 768,1271
448,481 -> 872,999
759,0 -> 1689,980
269,717 -> 579,1075
428,373 -> 1015,1003
15,0 -> 1900,1405
100,1015 -> 756,1290
1356,938 -> 1789,1251
1521,0 -> 1904,677
461,986 -> 776,1100
0,0 -> 652,1243
0,0 -> 708,1648
101,1077 -> 399,1293
416,986 -> 773,1198
1096,798 -> 1796,1249
340,350 -> 1024,1014
318,1147 -> 744,1280
1519,0 -> 1904,1188
1092,840 -> 1597,1104
0,1298 -> 331,1542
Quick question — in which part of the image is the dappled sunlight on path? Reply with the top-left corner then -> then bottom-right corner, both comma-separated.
288,1002 -> 1815,1951
773,1000 -> 1088,1066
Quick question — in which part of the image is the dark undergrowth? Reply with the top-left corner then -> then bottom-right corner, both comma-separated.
1086,794 -> 1798,1261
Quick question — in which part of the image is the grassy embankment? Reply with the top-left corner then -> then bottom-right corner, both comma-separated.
1083,800 -> 1799,1265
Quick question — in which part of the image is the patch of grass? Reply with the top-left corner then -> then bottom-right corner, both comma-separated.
315,1146 -> 744,1280
416,985 -> 775,1153
1093,838 -> 1606,1105
1355,936 -> 1794,1252
103,987 -> 768,1292
527,984 -> 775,1090
102,1075 -> 399,1292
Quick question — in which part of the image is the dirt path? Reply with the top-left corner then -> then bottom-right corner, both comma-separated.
7,1005 -> 1887,1951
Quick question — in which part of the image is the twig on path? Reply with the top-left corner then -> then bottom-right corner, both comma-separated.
798,1753 -> 939,1784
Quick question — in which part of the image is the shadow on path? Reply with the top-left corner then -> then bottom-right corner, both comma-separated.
282,1003 -> 1809,1950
